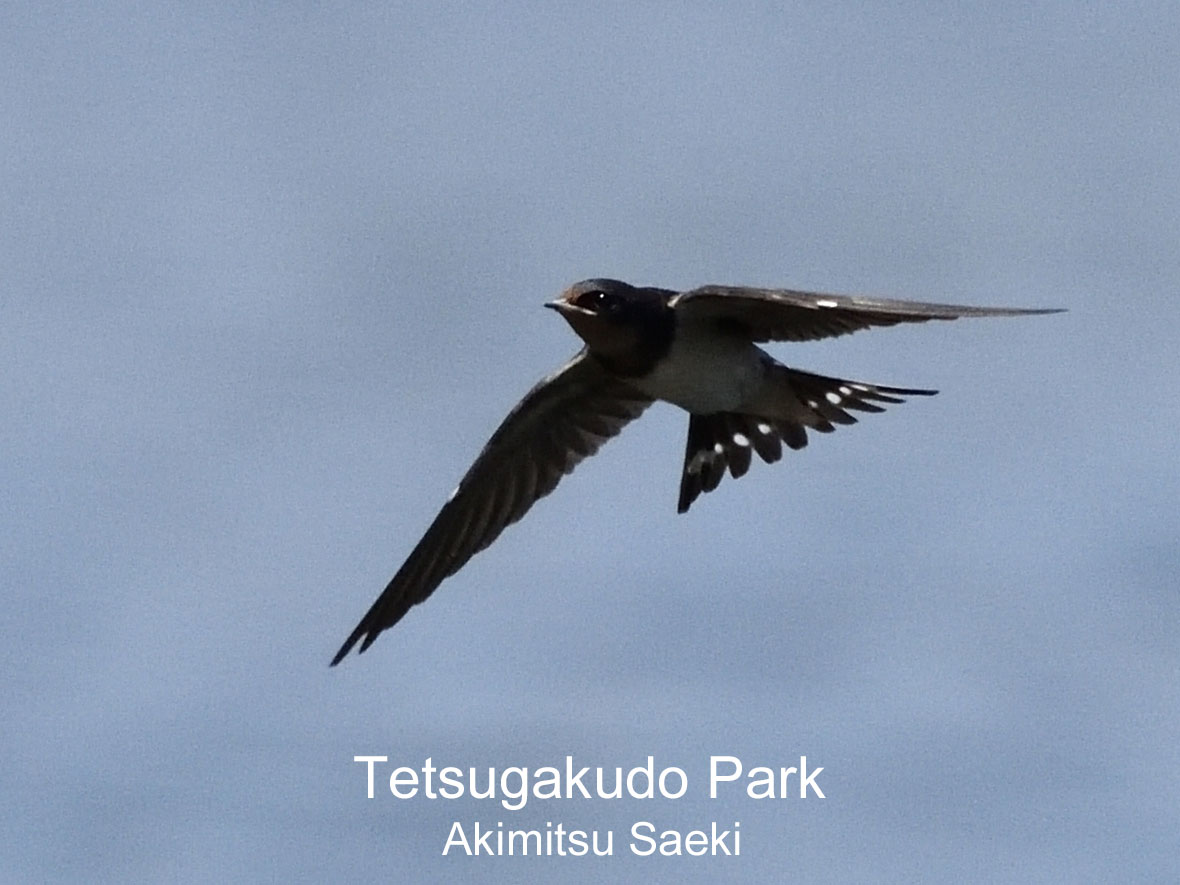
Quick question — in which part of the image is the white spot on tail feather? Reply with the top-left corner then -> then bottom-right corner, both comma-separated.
687,444 -> 721,475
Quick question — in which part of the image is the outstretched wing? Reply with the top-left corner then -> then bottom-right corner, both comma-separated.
332,352 -> 652,665
672,285 -> 1063,342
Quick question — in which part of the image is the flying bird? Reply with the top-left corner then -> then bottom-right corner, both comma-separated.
331,279 -> 1061,664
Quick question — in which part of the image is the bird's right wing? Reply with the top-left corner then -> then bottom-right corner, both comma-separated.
331,351 -> 652,665
671,285 -> 1064,342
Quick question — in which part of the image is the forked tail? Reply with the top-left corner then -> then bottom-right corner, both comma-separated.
677,368 -> 936,512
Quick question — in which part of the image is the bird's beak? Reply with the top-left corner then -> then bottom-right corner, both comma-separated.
546,300 -> 589,316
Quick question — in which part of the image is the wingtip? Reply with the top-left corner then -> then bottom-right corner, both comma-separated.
329,627 -> 366,667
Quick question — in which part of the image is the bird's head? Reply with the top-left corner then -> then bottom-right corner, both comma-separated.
546,279 -> 672,364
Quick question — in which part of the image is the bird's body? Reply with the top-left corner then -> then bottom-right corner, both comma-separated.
330,278 -> 1061,665
633,320 -> 768,414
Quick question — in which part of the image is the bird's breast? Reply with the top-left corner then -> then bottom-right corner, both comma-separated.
631,324 -> 769,414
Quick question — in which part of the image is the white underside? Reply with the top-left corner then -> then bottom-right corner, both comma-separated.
631,324 -> 771,414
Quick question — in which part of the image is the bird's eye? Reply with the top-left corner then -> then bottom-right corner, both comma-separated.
575,290 -> 620,312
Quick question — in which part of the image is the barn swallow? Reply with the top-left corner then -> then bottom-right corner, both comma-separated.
331,279 -> 1061,664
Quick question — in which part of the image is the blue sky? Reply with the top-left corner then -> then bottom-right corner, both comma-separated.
3,3 -> 1177,881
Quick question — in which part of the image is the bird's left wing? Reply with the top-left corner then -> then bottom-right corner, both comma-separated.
331,351 -> 652,665
671,285 -> 1063,343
